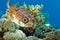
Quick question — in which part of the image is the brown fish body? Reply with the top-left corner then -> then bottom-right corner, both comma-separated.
6,6 -> 34,27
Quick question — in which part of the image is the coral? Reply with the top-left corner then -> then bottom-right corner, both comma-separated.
44,31 -> 57,40
21,3 -> 43,16
33,23 -> 52,37
3,30 -> 26,40
43,30 -> 60,40
26,36 -> 40,40
56,30 -> 60,40
0,18 -> 20,32
0,18 -> 27,40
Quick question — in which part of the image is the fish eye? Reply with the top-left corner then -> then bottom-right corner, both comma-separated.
23,18 -> 27,22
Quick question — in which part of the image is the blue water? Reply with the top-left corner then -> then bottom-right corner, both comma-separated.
0,0 -> 60,28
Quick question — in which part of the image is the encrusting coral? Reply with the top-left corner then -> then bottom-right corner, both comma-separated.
0,0 -> 60,40
3,30 -> 26,40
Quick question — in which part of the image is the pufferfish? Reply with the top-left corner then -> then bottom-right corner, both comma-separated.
6,0 -> 34,28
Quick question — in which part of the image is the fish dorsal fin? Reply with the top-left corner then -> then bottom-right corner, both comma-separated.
7,6 -> 17,15
6,0 -> 10,8
6,0 -> 19,8
13,2 -> 19,8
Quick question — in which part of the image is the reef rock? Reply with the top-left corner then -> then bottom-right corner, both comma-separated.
3,30 -> 26,40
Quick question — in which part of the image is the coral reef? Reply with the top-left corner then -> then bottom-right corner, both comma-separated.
3,30 -> 26,40
0,0 -> 60,40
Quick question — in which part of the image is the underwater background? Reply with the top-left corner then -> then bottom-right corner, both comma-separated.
0,0 -> 60,28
